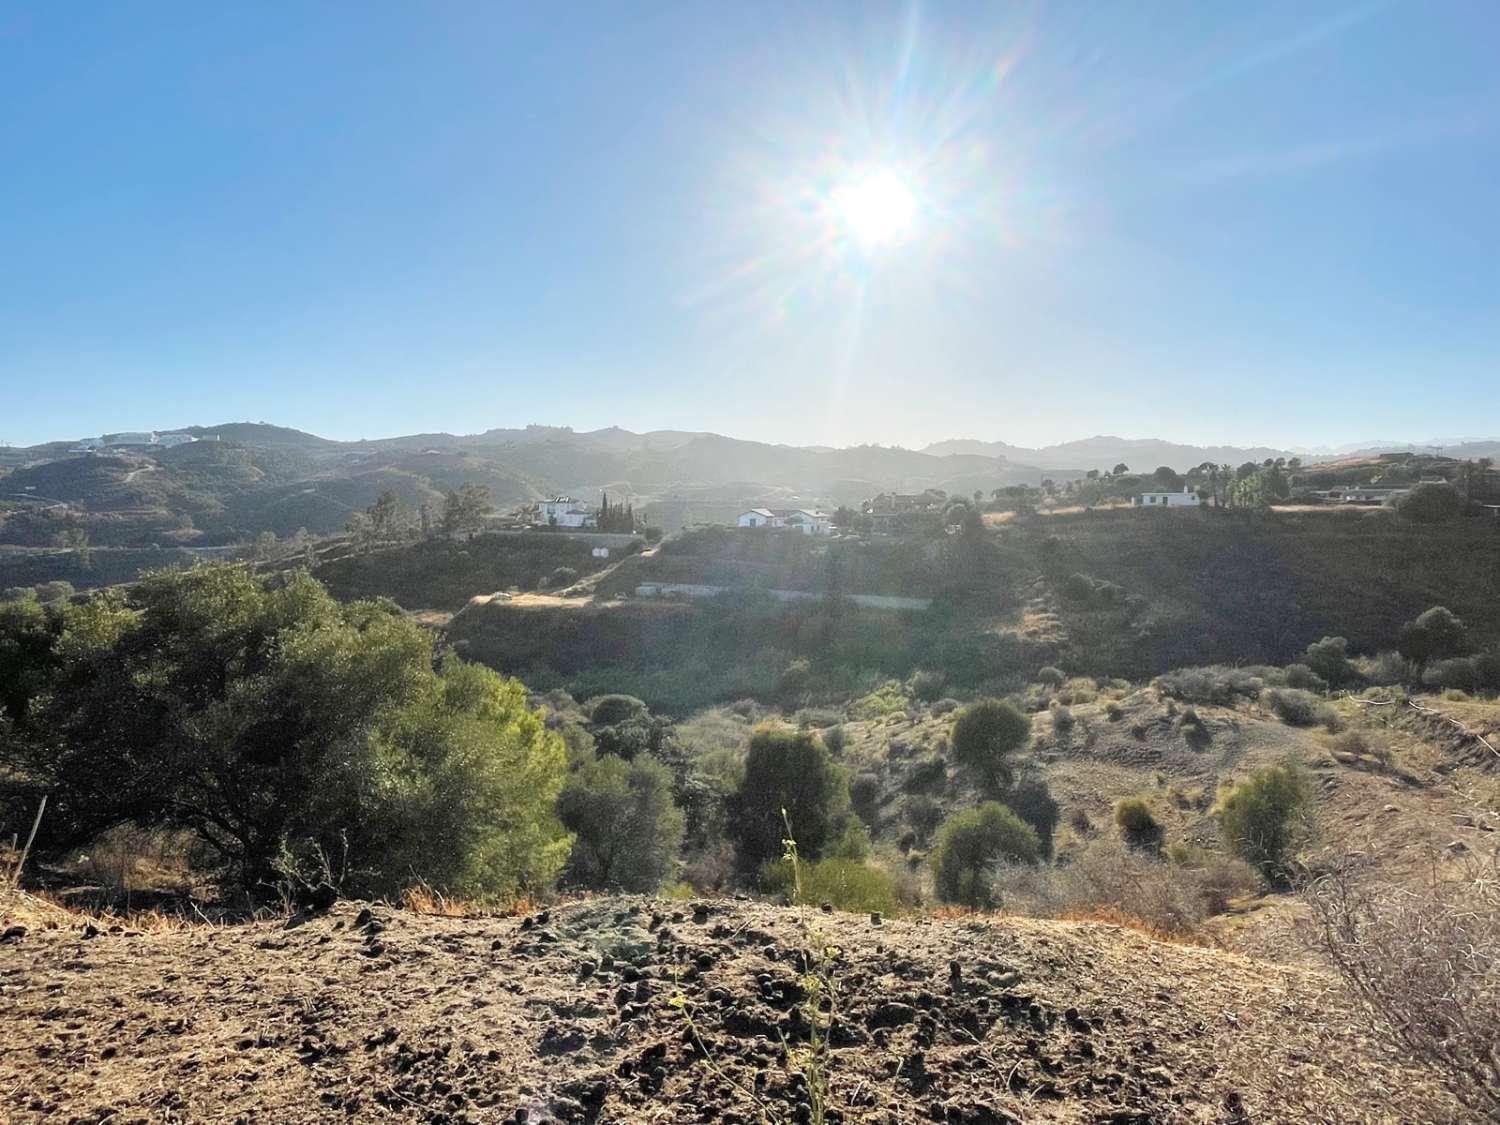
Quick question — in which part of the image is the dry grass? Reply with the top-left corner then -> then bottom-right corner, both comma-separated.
398,880 -> 541,918
1306,830 -> 1500,1118
1,887 -> 212,934
1054,905 -> 1213,946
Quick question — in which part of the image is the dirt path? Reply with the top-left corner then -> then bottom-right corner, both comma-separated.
0,897 -> 1458,1123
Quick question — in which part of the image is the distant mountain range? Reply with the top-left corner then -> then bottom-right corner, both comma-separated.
0,422 -> 1050,545
924,435 -> 1500,470
4,421 -> 1497,549
921,437 -> 1296,472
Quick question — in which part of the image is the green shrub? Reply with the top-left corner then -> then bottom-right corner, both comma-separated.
1266,687 -> 1327,727
1399,606 -> 1470,666
0,566 -> 571,900
1048,700 -> 1074,730
848,771 -> 882,822
1104,700 -> 1125,721
728,727 -> 849,870
950,698 -> 1032,788
1062,573 -> 1096,603
1035,666 -> 1066,688
1361,651 -> 1409,686
557,753 -> 685,892
903,795 -> 943,843
930,697 -> 960,717
930,802 -> 1040,907
590,694 -> 649,726
1280,663 -> 1328,693
1394,482 -> 1464,523
1157,666 -> 1264,705
901,753 -> 947,794
1113,797 -> 1161,848
820,723 -> 847,756
1303,636 -> 1356,688
1214,761 -> 1314,884
543,565 -> 579,590
848,680 -> 910,721
760,856 -> 900,915
777,657 -> 813,703
1002,777 -> 1060,858
827,817 -> 872,861
908,669 -> 947,702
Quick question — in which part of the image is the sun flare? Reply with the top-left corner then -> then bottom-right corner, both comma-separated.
831,168 -> 918,249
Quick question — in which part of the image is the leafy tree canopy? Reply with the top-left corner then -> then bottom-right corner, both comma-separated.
0,565 -> 569,900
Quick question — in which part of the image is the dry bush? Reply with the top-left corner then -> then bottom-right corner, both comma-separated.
1305,838 -> 1500,1118
1156,665 -> 1264,706
77,825 -> 200,901
1326,729 -> 1394,772
995,839 -> 1257,939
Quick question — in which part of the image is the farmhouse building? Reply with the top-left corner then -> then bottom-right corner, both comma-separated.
736,508 -> 833,536
1135,487 -> 1201,508
1334,486 -> 1409,504
539,497 -> 597,528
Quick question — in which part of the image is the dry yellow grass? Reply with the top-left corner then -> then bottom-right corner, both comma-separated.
1,887 -> 211,934
397,880 -> 541,918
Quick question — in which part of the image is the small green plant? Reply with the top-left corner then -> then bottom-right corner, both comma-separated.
847,680 -> 910,721
760,856 -> 899,916
780,810 -> 840,1125
1214,760 -> 1314,885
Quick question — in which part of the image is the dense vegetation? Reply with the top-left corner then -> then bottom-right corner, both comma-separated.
450,593 -> 1027,715
1030,508 -> 1500,677
0,566 -> 570,900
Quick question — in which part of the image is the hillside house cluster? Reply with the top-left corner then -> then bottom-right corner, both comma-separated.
71,431 -> 195,453
736,508 -> 833,536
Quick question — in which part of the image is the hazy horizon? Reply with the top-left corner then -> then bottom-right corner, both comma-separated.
8,411 -> 1498,460
4,3 -> 1498,449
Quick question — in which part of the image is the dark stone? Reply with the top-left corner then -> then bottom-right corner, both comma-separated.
869,1001 -> 918,1029
538,1026 -> 588,1056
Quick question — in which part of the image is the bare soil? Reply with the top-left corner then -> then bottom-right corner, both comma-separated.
0,896 -> 1460,1123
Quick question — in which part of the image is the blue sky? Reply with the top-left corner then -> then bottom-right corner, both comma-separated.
2,1 -> 1497,450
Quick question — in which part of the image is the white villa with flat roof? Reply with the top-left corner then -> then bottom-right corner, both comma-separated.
736,508 -> 833,535
539,497 -> 596,528
1135,487 -> 1201,508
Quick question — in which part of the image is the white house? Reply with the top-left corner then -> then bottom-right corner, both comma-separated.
736,508 -> 833,535
1136,487 -> 1201,509
155,432 -> 195,447
539,497 -> 596,528
1335,485 -> 1410,504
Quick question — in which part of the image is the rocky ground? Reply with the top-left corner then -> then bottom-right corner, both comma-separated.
0,895 -> 1460,1124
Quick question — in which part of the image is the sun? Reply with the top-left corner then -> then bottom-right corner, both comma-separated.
831,168 -> 918,249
